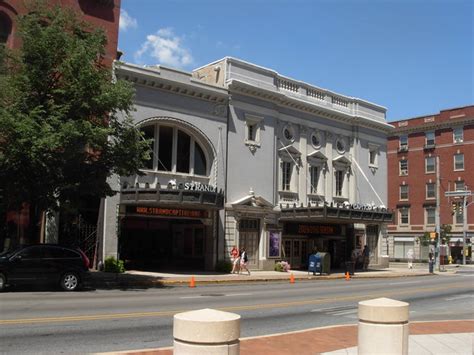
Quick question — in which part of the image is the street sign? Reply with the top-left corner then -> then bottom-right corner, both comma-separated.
445,190 -> 472,197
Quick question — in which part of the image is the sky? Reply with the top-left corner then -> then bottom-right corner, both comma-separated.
118,0 -> 473,122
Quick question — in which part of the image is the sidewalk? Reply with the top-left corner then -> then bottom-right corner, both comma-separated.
89,266 -> 447,289
101,320 -> 474,355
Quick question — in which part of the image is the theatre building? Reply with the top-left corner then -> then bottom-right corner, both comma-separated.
98,63 -> 228,270
195,58 -> 394,270
99,58 -> 394,271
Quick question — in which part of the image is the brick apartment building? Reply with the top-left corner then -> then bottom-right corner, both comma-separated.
0,0 -> 121,251
387,106 -> 474,263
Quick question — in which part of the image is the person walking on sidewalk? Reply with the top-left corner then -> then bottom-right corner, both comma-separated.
362,245 -> 370,271
230,245 -> 240,274
428,252 -> 435,273
240,248 -> 251,275
407,249 -> 414,269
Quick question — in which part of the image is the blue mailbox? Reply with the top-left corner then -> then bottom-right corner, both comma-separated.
308,254 -> 319,275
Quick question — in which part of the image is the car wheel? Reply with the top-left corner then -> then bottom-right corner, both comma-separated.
60,272 -> 80,291
0,273 -> 6,292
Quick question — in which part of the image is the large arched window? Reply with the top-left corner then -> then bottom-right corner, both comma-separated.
140,123 -> 209,176
0,12 -> 12,45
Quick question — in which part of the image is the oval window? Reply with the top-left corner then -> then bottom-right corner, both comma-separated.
336,138 -> 345,154
311,131 -> 321,148
283,125 -> 294,142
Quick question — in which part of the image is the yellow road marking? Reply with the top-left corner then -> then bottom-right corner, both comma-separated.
0,282 -> 467,325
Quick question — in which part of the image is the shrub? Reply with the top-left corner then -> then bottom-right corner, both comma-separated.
215,260 -> 232,273
104,256 -> 125,273
275,260 -> 291,272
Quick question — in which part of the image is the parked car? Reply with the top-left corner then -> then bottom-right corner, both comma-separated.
0,244 -> 90,291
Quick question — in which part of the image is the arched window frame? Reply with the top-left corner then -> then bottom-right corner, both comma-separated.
138,120 -> 212,178
0,11 -> 13,45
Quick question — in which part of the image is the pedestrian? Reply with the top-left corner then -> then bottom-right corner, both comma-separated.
240,247 -> 251,275
362,245 -> 370,271
230,245 -> 240,274
428,252 -> 435,273
407,249 -> 414,269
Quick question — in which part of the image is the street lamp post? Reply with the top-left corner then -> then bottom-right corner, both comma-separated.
445,190 -> 472,265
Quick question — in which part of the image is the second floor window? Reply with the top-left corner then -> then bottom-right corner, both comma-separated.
426,183 -> 436,199
454,201 -> 463,224
400,185 -> 409,200
309,166 -> 320,194
425,156 -> 435,173
454,153 -> 464,170
455,181 -> 465,191
335,170 -> 344,197
426,208 -> 436,225
400,159 -> 408,175
399,208 -> 409,225
281,161 -> 292,191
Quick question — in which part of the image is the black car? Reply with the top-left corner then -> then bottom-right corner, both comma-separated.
0,244 -> 90,291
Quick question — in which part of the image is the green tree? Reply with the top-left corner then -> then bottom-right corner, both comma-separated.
0,5 -> 149,240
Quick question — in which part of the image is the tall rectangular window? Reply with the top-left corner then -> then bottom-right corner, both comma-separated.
176,130 -> 191,173
425,156 -> 435,173
426,183 -> 436,199
158,126 -> 173,171
454,153 -> 464,170
309,166 -> 319,194
400,208 -> 409,225
281,162 -> 292,191
335,170 -> 344,197
399,135 -> 408,150
400,159 -> 408,175
426,208 -> 435,225
425,131 -> 435,146
400,185 -> 409,200
453,127 -> 463,143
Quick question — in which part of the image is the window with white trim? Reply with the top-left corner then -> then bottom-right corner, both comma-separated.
281,161 -> 293,191
399,208 -> 409,225
426,207 -> 435,225
400,159 -> 408,175
455,181 -> 465,191
400,185 -> 409,200
426,183 -> 436,199
454,153 -> 464,171
368,143 -> 379,168
425,156 -> 435,173
139,123 -> 208,176
453,127 -> 463,143
425,131 -> 435,146
399,135 -> 408,150
335,170 -> 344,197
309,166 -> 320,194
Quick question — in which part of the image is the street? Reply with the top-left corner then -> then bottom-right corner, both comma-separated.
1,272 -> 473,354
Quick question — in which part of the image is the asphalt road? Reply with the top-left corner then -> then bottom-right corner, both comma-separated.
1,272 -> 473,354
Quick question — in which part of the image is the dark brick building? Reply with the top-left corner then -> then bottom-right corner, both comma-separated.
387,106 -> 474,262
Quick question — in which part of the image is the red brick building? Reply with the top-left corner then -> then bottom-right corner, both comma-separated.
0,0 -> 120,65
0,0 -> 121,250
387,106 -> 474,263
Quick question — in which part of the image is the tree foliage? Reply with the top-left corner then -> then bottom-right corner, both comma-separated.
0,4 -> 149,214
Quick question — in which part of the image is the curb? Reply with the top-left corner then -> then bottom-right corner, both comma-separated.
89,271 -> 436,289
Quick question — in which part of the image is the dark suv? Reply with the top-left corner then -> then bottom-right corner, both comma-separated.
0,244 -> 90,291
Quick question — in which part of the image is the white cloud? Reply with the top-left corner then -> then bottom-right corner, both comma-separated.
119,9 -> 137,31
135,28 -> 193,68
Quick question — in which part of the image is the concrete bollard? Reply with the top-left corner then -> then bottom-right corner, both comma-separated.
173,308 -> 240,355
358,297 -> 409,355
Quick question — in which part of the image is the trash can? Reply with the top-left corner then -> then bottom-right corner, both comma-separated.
315,252 -> 331,275
345,261 -> 355,276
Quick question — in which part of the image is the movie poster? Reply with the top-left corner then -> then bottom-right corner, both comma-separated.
268,231 -> 281,258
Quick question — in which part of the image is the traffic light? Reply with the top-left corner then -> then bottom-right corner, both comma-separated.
451,202 -> 457,215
